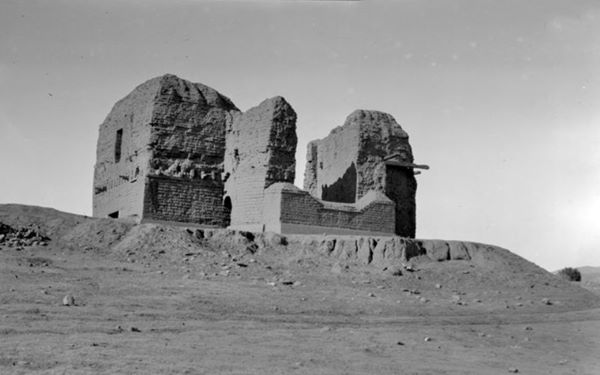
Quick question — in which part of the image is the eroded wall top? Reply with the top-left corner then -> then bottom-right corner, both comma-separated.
304,109 -> 414,202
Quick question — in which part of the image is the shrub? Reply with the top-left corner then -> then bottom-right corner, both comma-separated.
557,267 -> 582,282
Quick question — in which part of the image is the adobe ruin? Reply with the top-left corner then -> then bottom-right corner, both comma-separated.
93,74 -> 427,237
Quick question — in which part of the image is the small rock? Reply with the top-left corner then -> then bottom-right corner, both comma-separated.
541,298 -> 552,305
424,337 -> 432,342
319,326 -> 331,333
331,262 -> 348,274
368,292 -> 376,297
435,283 -> 442,289
62,294 -> 75,306
524,326 -> 533,331
115,325 -> 124,332
130,326 -> 141,332
281,280 -> 294,286
396,341 -> 405,346
419,297 -> 429,303
508,368 -> 519,373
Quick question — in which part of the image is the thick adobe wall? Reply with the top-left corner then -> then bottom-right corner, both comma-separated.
92,77 -> 159,219
142,175 -> 228,226
93,74 -> 239,225
223,97 -> 297,231
303,123 -> 360,203
303,109 -> 419,237
263,183 -> 396,236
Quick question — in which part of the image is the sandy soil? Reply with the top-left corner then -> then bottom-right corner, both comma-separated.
1,204 -> 599,374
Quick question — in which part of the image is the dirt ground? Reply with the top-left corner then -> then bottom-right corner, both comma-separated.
1,204 -> 599,374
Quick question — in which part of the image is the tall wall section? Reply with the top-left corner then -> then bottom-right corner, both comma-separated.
304,124 -> 360,203
92,77 -> 159,219
223,97 -> 297,231
93,74 -> 238,225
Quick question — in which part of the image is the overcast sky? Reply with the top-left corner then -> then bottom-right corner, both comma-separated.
1,0 -> 599,271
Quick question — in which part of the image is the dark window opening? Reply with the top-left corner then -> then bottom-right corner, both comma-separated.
223,196 -> 232,211
114,129 -> 123,163
108,211 -> 119,219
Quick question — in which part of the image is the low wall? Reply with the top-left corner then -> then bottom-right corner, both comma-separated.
263,183 -> 395,236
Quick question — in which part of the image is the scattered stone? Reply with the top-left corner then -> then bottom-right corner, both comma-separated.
386,265 -> 403,276
331,262 -> 348,274
403,263 -> 415,272
62,294 -> 75,306
0,223 -> 50,248
524,326 -> 533,331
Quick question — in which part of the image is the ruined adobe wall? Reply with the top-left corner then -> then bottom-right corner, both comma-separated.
354,110 -> 413,198
263,183 -> 395,236
224,97 -> 297,231
303,124 -> 359,203
92,77 -> 160,218
93,74 -> 238,223
354,110 -> 417,237
146,74 -> 239,180
302,109 -> 418,237
142,175 -> 228,226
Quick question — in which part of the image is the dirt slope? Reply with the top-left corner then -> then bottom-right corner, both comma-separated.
1,204 -> 599,374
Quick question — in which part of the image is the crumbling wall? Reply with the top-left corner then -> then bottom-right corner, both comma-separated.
224,97 -> 297,231
303,109 -> 419,237
92,77 -> 159,218
304,124 -> 359,202
93,74 -> 238,224
147,74 -> 239,179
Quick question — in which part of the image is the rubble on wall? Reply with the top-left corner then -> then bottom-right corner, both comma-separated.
147,74 -> 240,179
0,222 -> 50,249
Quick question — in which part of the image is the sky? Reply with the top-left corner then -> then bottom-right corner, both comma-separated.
1,0 -> 599,271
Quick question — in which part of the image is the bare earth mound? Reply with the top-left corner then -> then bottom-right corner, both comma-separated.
1,204 -> 599,374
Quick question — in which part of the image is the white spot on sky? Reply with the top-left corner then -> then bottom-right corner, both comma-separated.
516,36 -> 525,43
404,53 -> 413,60
469,41 -> 478,48
451,53 -> 459,61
